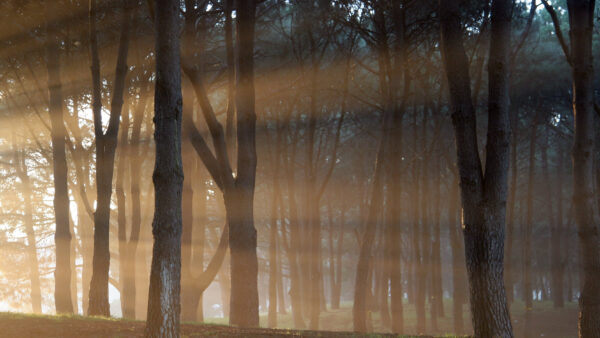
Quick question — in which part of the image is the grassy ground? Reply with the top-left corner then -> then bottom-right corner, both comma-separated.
204,300 -> 578,338
0,311 -> 445,337
0,300 -> 577,337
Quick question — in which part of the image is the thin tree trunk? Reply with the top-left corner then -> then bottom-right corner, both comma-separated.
45,1 -> 73,313
117,102 -> 131,318
505,109 -> 518,305
523,112 -> 539,336
17,150 -> 42,314
551,143 -> 565,308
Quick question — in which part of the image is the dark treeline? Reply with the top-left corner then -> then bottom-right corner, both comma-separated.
0,0 -> 598,337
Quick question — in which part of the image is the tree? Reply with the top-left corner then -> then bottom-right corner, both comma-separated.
566,0 -> 600,336
439,0 -> 514,336
87,0 -> 133,316
144,0 -> 183,335
45,0 -> 73,314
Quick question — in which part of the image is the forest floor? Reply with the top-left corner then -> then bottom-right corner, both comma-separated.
0,300 -> 578,337
0,311 -> 444,338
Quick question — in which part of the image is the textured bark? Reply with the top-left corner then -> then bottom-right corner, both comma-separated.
440,0 -> 514,336
566,1 -> 600,336
45,1 -> 73,313
144,0 -> 183,336
88,0 -> 132,317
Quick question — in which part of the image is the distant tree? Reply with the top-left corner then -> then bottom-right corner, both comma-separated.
44,0 -> 73,314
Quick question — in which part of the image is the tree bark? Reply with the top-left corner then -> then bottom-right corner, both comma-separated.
566,1 -> 600,336
439,0 -> 514,336
144,0 -> 183,335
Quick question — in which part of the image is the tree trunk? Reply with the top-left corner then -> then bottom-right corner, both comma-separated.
505,109 -> 518,305
228,0 -> 259,327
88,0 -> 132,316
439,0 -> 514,336
523,112 -> 539,336
17,150 -> 42,314
566,1 -> 600,336
181,81 -> 198,322
551,143 -> 565,308
117,102 -> 131,318
45,2 -> 73,313
353,90 -> 393,333
449,176 -> 464,334
144,0 -> 183,335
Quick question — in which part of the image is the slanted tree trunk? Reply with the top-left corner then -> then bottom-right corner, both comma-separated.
566,1 -> 600,336
144,0 -> 184,336
439,0 -> 514,336
45,2 -> 73,313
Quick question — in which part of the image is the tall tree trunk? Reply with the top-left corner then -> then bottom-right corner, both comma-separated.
88,0 -> 132,316
268,173 -> 279,328
117,102 -> 131,318
567,1 -> 600,336
439,0 -> 514,336
551,143 -> 565,308
331,208 -> 345,310
353,89 -> 393,333
181,81 -> 199,322
228,0 -> 259,327
284,138 -> 306,328
523,113 -> 538,336
449,176 -> 464,334
17,150 -> 42,314
144,0 -> 183,335
505,109 -> 518,305
45,2 -> 73,313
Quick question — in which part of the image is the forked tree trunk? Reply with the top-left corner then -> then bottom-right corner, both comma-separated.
566,1 -> 600,336
144,0 -> 184,336
440,0 -> 514,336
88,0 -> 132,316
